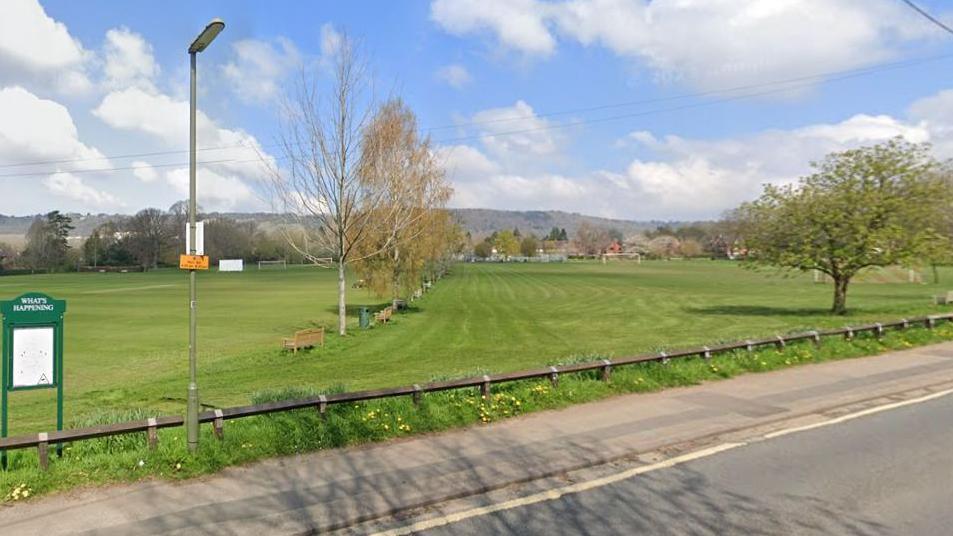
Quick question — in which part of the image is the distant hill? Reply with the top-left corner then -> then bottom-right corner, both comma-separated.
448,209 -> 670,239
0,209 -> 688,242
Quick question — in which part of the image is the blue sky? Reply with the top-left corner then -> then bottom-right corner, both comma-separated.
2,0 -> 953,220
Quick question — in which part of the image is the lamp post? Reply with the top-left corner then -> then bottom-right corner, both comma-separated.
186,18 -> 224,453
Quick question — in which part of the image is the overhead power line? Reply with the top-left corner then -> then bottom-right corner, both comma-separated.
900,0 -> 953,36
2,49 -> 953,176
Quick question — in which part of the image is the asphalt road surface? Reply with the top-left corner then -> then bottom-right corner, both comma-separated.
417,393 -> 953,536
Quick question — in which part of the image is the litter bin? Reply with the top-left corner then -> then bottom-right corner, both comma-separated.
359,306 -> 370,329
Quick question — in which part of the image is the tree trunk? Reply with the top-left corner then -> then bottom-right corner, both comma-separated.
831,276 -> 850,315
392,247 -> 400,310
337,259 -> 347,335
933,263 -> 940,285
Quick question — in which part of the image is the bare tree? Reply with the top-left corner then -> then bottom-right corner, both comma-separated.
127,208 -> 172,270
573,222 -> 611,256
266,34 -> 396,335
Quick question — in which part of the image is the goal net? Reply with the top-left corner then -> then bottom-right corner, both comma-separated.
258,259 -> 288,270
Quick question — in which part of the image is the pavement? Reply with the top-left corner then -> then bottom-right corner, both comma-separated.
4,342 -> 953,535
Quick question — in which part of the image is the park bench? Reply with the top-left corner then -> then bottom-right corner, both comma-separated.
281,327 -> 325,354
375,307 -> 393,324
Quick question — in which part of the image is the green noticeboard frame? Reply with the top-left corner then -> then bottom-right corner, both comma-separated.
1,292 -> 66,469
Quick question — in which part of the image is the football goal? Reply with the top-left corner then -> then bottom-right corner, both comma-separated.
258,259 -> 288,270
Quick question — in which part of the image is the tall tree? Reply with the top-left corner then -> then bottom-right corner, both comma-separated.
126,208 -> 172,270
493,229 -> 520,257
267,33 -> 394,335
520,235 -> 539,257
352,98 -> 453,308
733,138 -> 952,314
0,241 -> 16,271
22,211 -> 73,272
573,222 -> 611,255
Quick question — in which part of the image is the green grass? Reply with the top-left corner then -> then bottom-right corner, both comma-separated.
2,260 -> 953,435
3,321 -> 952,503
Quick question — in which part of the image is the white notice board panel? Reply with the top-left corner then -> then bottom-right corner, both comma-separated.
219,259 -> 244,272
12,326 -> 55,388
185,221 -> 205,255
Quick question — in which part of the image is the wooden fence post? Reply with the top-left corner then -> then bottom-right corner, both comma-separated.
481,375 -> 491,399
318,394 -> 328,421
745,340 -> 755,353
213,409 -> 224,440
901,318 -> 910,329
926,316 -> 937,329
549,367 -> 559,388
875,323 -> 884,339
811,331 -> 821,347
775,335 -> 786,350
147,417 -> 158,450
412,384 -> 422,406
844,327 -> 854,341
600,359 -> 612,382
37,432 -> 49,470
659,351 -> 669,364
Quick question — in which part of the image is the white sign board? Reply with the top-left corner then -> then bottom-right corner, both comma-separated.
12,326 -> 54,388
185,221 -> 205,255
219,259 -> 244,272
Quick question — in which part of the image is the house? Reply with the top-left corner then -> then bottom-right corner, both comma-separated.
604,241 -> 623,254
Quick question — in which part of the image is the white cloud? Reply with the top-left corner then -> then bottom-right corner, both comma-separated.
470,100 -> 563,168
165,167 -> 258,211
222,37 -> 300,104
431,0 -> 556,55
0,0 -> 92,94
0,86 -> 105,169
321,23 -> 342,58
131,161 -> 158,183
436,64 -> 473,89
439,95 -> 949,220
101,27 -> 159,91
431,0 -> 936,90
43,172 -> 122,207
92,87 -> 275,178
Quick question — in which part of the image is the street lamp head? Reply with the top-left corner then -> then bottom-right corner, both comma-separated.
188,18 -> 225,54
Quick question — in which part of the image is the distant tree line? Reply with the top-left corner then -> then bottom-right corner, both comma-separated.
0,205 -> 319,274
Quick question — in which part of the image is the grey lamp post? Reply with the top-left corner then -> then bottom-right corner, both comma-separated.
186,18 -> 224,453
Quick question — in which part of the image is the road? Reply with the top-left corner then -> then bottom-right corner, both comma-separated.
5,342 -> 953,535
412,391 -> 953,536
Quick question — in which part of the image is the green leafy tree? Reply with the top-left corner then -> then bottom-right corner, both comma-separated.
520,235 -> 538,257
734,138 -> 952,314
473,240 -> 493,258
493,229 -> 520,257
22,211 -> 74,272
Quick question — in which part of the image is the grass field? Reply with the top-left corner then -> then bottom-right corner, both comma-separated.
1,260 -> 952,435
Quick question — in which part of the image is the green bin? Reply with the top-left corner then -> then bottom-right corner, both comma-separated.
359,306 -> 370,329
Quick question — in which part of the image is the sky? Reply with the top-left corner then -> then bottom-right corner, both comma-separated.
2,0 -> 953,221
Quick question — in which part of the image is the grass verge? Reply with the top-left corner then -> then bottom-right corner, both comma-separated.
3,321 -> 953,503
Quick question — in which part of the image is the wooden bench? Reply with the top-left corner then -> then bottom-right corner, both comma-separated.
282,327 -> 325,354
375,307 -> 393,324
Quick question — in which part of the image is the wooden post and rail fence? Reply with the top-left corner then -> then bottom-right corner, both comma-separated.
2,313 -> 952,470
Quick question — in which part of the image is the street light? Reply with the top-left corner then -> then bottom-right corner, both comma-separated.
186,17 -> 224,453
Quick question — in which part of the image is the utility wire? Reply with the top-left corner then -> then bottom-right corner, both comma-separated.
900,0 -> 953,36
3,48 -> 953,177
